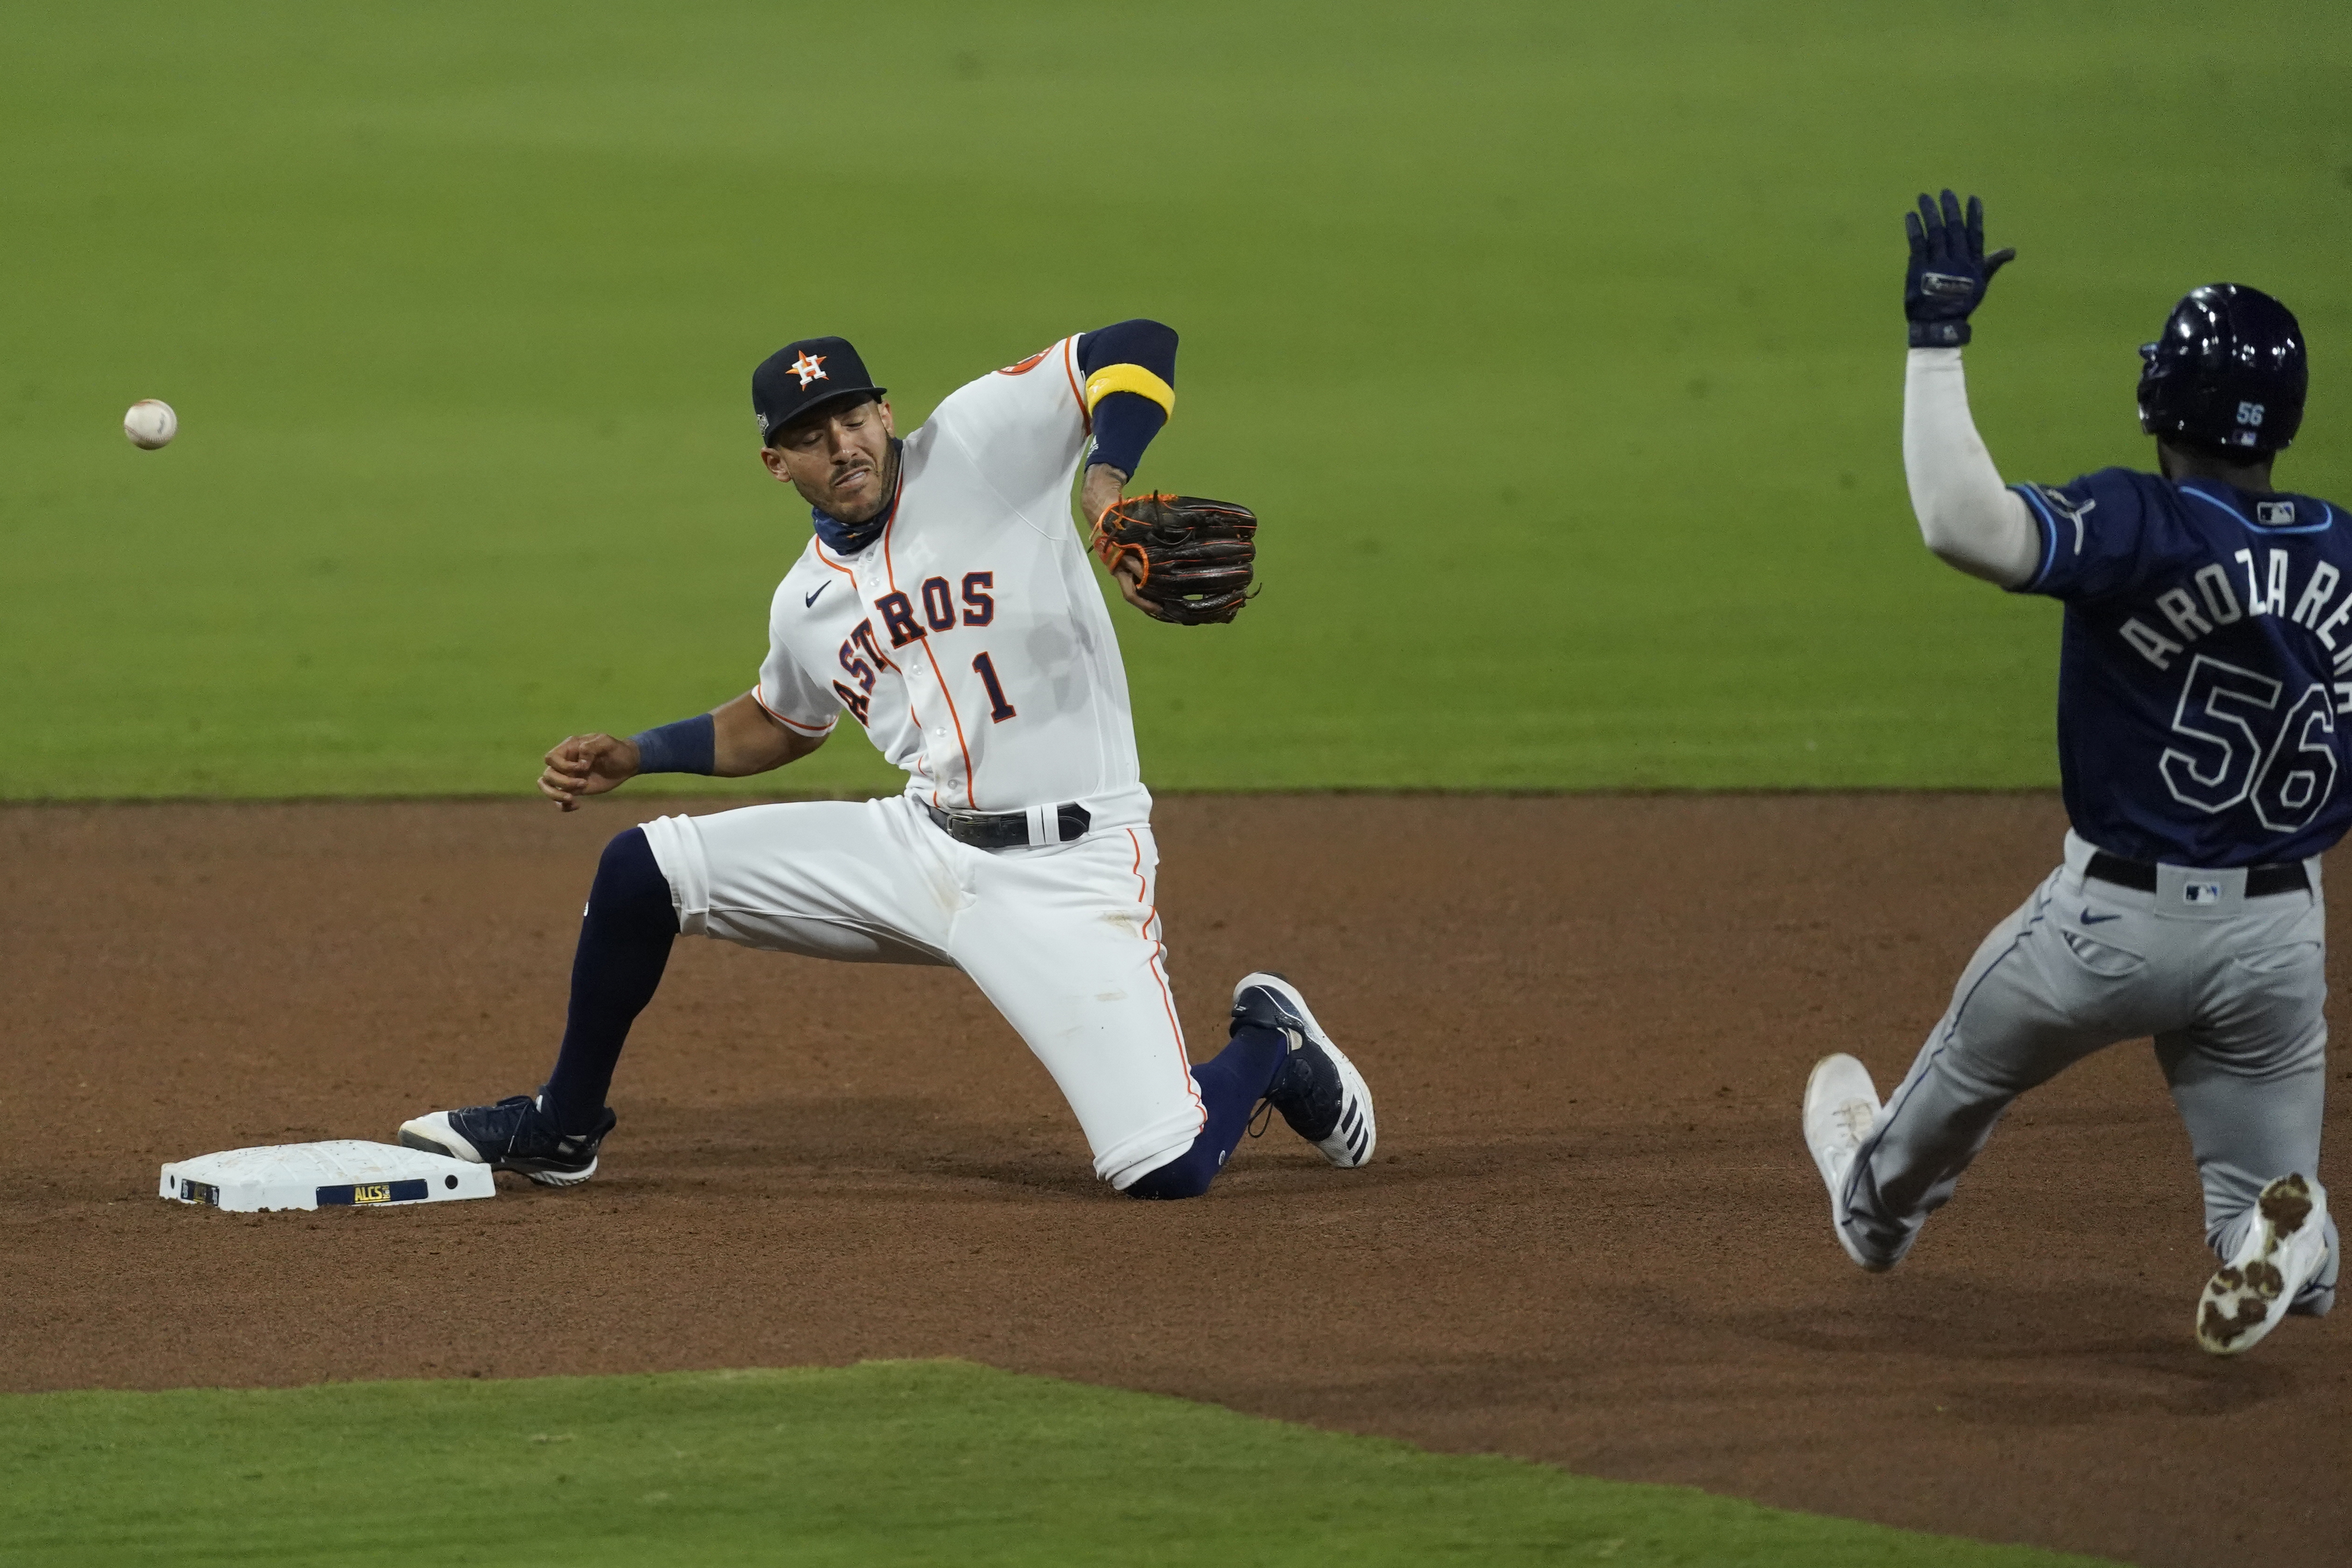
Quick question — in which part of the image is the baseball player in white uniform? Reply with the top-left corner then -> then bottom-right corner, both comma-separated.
398,324 -> 1375,1200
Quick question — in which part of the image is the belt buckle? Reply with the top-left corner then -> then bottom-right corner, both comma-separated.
931,804 -> 1016,849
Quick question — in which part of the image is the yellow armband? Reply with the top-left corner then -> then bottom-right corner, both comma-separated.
1083,363 -> 1176,420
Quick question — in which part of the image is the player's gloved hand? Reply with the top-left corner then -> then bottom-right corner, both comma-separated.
538,734 -> 640,811
1904,189 -> 2015,347
1089,493 -> 1258,624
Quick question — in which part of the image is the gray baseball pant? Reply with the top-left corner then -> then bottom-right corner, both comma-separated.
1843,831 -> 2339,1312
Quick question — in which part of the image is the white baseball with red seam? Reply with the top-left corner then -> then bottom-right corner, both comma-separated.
123,398 -> 177,449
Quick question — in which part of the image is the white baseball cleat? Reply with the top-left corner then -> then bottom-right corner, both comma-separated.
2196,1173 -> 2329,1356
1803,1053 -> 1889,1272
1233,972 -> 1376,1168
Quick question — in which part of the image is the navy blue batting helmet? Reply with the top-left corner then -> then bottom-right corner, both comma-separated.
2137,284 -> 2306,455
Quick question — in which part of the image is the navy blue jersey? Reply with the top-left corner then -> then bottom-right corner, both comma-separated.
2015,469 -> 2352,866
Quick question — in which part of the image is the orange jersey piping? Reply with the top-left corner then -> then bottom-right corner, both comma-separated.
753,683 -> 834,736
1127,827 -> 1202,1127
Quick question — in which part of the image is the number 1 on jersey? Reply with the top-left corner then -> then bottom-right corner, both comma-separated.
972,651 -> 1017,722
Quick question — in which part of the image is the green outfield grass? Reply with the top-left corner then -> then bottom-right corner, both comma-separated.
3,1 -> 2348,797
0,1360 -> 2119,1567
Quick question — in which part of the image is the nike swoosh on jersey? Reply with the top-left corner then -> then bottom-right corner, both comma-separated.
804,581 -> 830,608
2080,910 -> 2121,924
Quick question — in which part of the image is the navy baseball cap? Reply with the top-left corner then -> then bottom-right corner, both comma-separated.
751,337 -> 886,444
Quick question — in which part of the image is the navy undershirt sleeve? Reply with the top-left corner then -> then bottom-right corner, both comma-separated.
1076,319 -> 1177,476
1089,393 -> 1165,477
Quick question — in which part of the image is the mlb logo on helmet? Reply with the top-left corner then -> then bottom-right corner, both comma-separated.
751,336 -> 887,445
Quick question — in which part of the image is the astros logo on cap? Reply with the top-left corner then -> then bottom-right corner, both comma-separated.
789,352 -> 828,388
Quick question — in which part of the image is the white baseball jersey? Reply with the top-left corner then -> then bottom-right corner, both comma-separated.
751,335 -> 1152,832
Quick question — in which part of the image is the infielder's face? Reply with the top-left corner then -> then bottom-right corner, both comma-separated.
760,397 -> 897,523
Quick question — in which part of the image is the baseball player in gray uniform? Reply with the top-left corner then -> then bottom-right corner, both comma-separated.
1803,192 -> 2337,1355
397,323 -> 1375,1200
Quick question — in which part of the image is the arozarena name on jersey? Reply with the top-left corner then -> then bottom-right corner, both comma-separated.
2104,520 -> 2352,711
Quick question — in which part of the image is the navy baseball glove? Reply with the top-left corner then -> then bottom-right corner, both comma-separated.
1904,189 -> 2015,347
1090,493 -> 1257,624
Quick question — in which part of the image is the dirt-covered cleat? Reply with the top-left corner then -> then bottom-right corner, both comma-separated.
398,1092 -> 616,1188
1803,1053 -> 1891,1273
2196,1174 -> 2329,1356
1232,972 -> 1375,1168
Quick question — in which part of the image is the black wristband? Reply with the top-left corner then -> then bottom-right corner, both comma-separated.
1910,320 -> 1970,348
629,713 -> 716,775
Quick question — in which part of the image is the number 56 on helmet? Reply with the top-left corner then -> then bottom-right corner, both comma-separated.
2138,283 -> 2307,457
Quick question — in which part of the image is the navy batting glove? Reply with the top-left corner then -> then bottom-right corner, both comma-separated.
1904,189 -> 2015,347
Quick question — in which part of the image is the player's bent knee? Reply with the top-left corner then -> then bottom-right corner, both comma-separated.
591,827 -> 679,934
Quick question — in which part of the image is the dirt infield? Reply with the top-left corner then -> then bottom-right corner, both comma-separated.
2,795 -> 2344,1567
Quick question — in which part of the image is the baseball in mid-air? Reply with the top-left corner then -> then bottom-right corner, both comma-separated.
123,399 -> 177,449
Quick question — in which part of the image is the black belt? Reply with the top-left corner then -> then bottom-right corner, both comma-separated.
924,801 -> 1092,851
2085,851 -> 2308,898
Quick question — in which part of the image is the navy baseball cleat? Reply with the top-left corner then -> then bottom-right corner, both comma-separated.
1233,972 -> 1376,1168
398,1091 -> 616,1187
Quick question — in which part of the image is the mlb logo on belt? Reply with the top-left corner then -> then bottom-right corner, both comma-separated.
2183,881 -> 2223,905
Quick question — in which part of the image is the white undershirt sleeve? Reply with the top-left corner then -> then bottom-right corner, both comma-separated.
1902,347 -> 2041,588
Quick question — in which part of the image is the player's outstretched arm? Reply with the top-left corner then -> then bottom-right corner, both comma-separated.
1899,189 -> 2037,588
536,692 -> 824,810
1904,355 -> 2037,587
